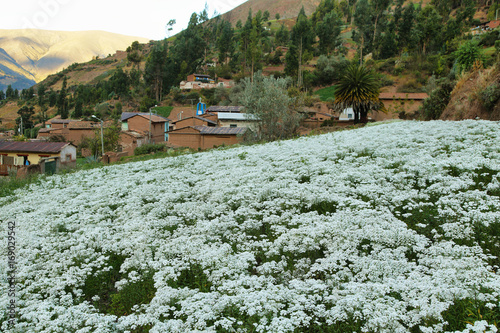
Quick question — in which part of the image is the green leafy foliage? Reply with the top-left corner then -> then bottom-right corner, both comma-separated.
333,63 -> 383,123
421,81 -> 454,120
134,143 -> 168,155
454,40 -> 484,73
478,83 -> 500,111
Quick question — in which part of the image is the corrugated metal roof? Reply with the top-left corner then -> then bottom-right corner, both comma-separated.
194,126 -> 247,135
0,141 -> 72,153
206,106 -> 244,113
217,113 -> 258,121
121,112 -> 170,123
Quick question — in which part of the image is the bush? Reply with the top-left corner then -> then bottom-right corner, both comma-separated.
134,143 -> 167,155
479,30 -> 500,47
421,81 -> 454,120
478,83 -> 500,111
374,73 -> 394,87
454,40 -> 484,73
397,79 -> 424,93
377,59 -> 396,74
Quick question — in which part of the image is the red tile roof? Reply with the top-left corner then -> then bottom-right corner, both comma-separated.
488,20 -> 500,29
0,141 -> 73,153
379,93 -> 429,100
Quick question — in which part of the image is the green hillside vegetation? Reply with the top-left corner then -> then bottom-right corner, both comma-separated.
1,0 -> 499,135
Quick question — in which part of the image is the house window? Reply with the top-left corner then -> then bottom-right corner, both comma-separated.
65,154 -> 72,161
17,154 -> 29,165
348,113 -> 353,119
230,124 -> 237,128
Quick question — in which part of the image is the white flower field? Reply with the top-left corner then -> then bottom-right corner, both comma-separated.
1,120 -> 500,332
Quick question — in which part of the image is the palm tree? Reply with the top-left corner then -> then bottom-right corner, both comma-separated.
334,63 -> 385,124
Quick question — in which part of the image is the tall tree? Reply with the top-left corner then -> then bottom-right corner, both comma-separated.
275,24 -> 289,46
217,20 -> 234,65
235,72 -> 304,142
316,10 -> 343,54
371,0 -> 391,46
415,6 -> 442,55
57,77 -> 69,119
397,3 -> 416,53
333,63 -> 384,124
286,6 -> 314,87
248,25 -> 263,80
48,90 -> 57,107
16,105 -> 35,134
6,85 -> 14,99
353,0 -> 372,64
37,83 -> 48,127
239,9 -> 254,76
144,42 -> 168,102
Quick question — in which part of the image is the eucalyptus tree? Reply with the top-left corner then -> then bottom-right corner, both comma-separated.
285,6 -> 314,87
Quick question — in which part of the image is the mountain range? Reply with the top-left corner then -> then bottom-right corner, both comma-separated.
0,29 -> 149,91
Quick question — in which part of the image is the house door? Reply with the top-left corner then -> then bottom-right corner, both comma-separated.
45,160 -> 56,175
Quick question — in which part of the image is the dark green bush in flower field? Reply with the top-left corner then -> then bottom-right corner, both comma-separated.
134,143 -> 168,155
479,83 -> 500,111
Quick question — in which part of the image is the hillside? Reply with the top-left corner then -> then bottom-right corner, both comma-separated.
0,29 -> 149,91
221,0 -> 321,25
1,121 -> 499,331
441,62 -> 500,120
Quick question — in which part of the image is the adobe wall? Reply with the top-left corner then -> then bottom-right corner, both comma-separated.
374,99 -> 424,121
168,132 -> 202,150
201,135 -> 241,149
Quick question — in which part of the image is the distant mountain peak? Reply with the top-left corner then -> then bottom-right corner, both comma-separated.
0,29 -> 149,91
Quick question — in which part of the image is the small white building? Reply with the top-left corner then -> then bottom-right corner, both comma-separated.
339,108 -> 354,121
217,112 -> 258,128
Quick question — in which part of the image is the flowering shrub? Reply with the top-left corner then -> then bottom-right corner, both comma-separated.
1,120 -> 500,332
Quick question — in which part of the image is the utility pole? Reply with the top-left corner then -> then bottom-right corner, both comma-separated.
149,105 -> 157,144
91,115 -> 104,157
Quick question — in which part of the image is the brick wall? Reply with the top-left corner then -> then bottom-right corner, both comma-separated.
127,116 -> 165,143
174,118 -> 209,129
37,128 -> 95,146
169,128 -> 241,150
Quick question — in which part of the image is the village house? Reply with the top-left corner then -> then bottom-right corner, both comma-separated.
170,115 -> 218,131
37,116 -> 111,146
301,110 -> 335,129
180,74 -> 234,90
121,112 -> 170,143
217,112 -> 258,128
119,131 -> 148,153
0,141 -> 76,176
168,126 -> 246,150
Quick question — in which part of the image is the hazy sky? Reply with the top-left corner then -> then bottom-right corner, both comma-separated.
1,0 -> 248,40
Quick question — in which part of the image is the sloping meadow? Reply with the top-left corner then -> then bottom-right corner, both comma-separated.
1,120 -> 500,333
